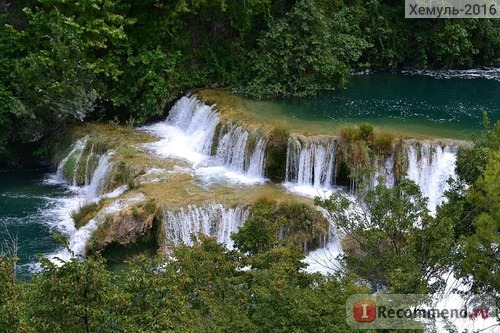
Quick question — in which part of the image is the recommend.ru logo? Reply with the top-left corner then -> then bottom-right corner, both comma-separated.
346,294 -> 499,330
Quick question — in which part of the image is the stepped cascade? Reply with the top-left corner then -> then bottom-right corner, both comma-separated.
143,95 -> 460,214
143,95 -> 267,178
164,204 -> 250,249
286,136 -> 337,188
282,133 -> 458,212
45,94 -> 463,267
44,143 -> 135,263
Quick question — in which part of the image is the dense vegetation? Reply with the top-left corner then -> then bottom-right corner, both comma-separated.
0,123 -> 498,332
0,1 -> 498,330
0,0 -> 499,166
1,223 -> 362,332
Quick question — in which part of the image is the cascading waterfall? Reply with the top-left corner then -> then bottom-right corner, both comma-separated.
283,134 -> 458,213
56,137 -> 88,185
247,137 -> 267,177
84,153 -> 113,200
163,204 -> 249,249
285,136 -> 336,188
214,124 -> 250,171
55,139 -> 113,198
166,95 -> 221,157
371,154 -> 396,188
405,141 -> 458,214
40,148 -> 127,265
143,95 -> 267,179
214,123 -> 268,176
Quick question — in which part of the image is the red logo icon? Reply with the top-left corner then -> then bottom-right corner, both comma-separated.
353,299 -> 377,323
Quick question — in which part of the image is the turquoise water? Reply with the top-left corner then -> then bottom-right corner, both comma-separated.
0,168 -> 67,278
244,72 -> 500,139
1,72 -> 498,278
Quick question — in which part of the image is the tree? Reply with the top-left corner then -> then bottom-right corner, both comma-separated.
119,255 -> 206,332
315,179 -> 453,294
240,0 -> 368,98
437,118 -> 500,297
459,151 -> 500,295
13,0 -> 131,141
0,255 -> 25,332
27,255 -> 121,333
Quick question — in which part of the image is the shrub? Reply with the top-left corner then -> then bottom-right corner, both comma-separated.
265,125 -> 290,181
71,201 -> 104,228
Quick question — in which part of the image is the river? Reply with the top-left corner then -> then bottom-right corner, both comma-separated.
1,71 -> 498,280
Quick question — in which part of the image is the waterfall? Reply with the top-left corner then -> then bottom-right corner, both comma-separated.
163,204 -> 249,249
41,149 -> 131,265
247,137 -> 267,177
55,137 -> 88,185
84,153 -> 113,200
167,95 -> 220,157
213,124 -> 268,176
54,137 -> 114,198
283,135 -> 458,213
405,141 -> 458,214
371,154 -> 396,188
214,124 -> 250,171
286,136 -> 336,188
143,95 -> 267,180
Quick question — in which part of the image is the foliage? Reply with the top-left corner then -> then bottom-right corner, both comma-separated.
28,255 -> 122,332
14,0 -> 131,140
438,118 -> 500,297
239,0 -> 367,98
0,255 -> 25,332
233,197 -> 329,255
0,226 -> 364,332
337,123 -> 395,190
0,0 -> 498,164
460,151 -> 500,294
315,179 -> 453,294
70,201 -> 104,229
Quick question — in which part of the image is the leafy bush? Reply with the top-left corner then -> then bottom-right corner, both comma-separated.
264,125 -> 290,181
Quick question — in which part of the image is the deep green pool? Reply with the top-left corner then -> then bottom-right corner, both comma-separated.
244,72 -> 500,139
1,71 -> 498,278
0,168 -> 67,278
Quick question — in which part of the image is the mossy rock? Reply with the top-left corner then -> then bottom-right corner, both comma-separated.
71,201 -> 106,229
106,160 -> 144,192
265,125 -> 290,181
247,197 -> 330,253
86,200 -> 161,259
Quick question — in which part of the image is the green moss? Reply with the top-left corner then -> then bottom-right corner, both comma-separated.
74,146 -> 92,186
86,200 -> 162,262
265,125 -> 290,181
71,201 -> 105,229
107,161 -> 139,191
61,152 -> 77,183
394,138 -> 405,181
211,123 -> 223,155
247,197 -> 329,252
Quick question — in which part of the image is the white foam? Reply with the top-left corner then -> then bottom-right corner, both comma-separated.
432,273 -> 499,333
141,95 -> 267,186
402,68 -> 500,81
405,142 -> 458,214
282,182 -> 338,199
195,166 -> 266,186
164,204 -> 249,249
302,242 -> 341,275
